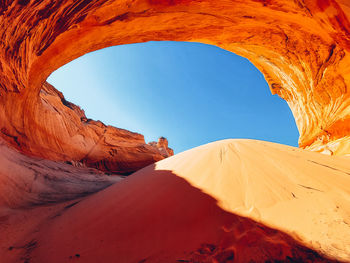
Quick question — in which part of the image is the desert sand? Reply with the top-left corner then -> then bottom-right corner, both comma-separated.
1,139 -> 350,262
1,0 -> 350,262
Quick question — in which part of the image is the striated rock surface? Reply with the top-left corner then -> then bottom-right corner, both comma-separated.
0,0 -> 348,173
148,137 -> 174,157
1,1 -> 350,261
39,81 -> 166,174
0,136 -> 120,209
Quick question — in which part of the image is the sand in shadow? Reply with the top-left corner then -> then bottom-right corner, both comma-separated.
21,165 -> 340,263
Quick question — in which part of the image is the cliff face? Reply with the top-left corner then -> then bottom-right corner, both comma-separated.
39,81 -> 166,174
2,2 -> 350,262
0,0 -> 349,173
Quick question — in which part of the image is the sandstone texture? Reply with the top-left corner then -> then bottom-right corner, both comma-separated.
1,1 -> 350,262
0,137 -> 120,209
38,81 -> 167,174
148,137 -> 174,157
0,0 -> 350,162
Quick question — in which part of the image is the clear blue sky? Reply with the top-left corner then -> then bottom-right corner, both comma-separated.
47,41 -> 299,154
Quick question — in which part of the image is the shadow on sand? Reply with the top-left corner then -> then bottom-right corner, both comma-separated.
18,164 -> 341,263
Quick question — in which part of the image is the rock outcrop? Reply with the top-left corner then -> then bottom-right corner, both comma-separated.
1,1 -> 350,261
0,0 -> 349,174
35,81 -> 167,174
148,137 -> 174,157
0,136 -> 120,209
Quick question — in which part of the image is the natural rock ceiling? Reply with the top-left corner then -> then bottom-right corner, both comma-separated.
0,0 -> 350,173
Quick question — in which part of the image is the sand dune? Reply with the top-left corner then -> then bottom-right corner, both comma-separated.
1,139 -> 350,262
1,1 -> 350,262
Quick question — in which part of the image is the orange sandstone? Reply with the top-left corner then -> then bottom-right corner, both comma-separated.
148,137 -> 174,157
1,1 -> 350,262
0,0 -> 349,170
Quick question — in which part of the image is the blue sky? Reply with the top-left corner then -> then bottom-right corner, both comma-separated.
47,41 -> 299,153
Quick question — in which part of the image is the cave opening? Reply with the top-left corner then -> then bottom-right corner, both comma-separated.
47,41 -> 299,154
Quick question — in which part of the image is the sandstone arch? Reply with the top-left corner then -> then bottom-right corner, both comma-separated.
1,0 -> 350,174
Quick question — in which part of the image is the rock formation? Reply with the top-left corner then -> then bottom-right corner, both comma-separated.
0,136 -> 119,208
1,0 -> 350,262
40,81 -> 167,174
148,137 -> 174,157
0,0 -> 349,173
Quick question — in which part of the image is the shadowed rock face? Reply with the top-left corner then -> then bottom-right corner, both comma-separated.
0,0 -> 350,172
0,136 -> 121,209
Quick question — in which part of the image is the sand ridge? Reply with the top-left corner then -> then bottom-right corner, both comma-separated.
1,139 -> 349,262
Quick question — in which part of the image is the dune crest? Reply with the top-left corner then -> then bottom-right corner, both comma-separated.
1,140 -> 350,262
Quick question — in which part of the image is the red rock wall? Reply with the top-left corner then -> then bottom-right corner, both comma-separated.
0,0 -> 350,172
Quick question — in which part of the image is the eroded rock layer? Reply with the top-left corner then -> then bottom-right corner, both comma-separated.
0,1 -> 350,167
39,81 -> 166,174
0,136 -> 120,209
